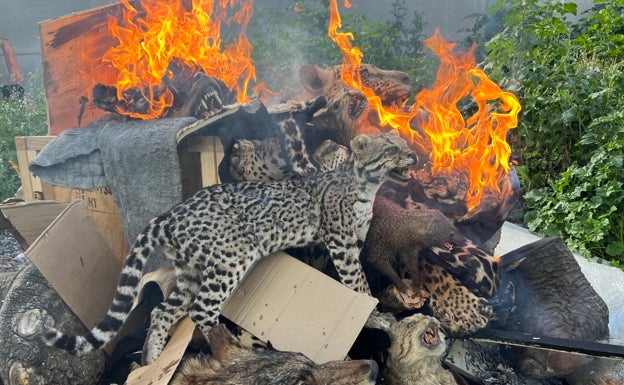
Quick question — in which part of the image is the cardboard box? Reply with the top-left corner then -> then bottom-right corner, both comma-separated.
221,252 -> 378,364
25,200 -> 122,329
15,134 -> 224,260
29,201 -> 377,384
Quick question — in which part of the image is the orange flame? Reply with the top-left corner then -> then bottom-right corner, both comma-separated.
103,0 -> 258,119
327,1 -> 521,210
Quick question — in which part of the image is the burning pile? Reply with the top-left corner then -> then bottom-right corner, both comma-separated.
91,0 -> 521,215
94,0 -> 261,119
17,2 -> 622,385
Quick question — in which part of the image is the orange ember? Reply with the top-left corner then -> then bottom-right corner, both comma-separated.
327,1 -> 521,210
103,0 -> 258,119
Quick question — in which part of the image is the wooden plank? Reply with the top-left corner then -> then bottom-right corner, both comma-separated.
14,137 -> 34,201
187,136 -> 224,187
39,3 -> 125,134
14,136 -> 56,201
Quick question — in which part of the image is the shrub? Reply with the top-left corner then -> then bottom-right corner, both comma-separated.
0,71 -> 48,200
482,0 -> 624,263
250,0 -> 436,95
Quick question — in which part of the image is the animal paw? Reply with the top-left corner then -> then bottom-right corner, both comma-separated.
396,282 -> 428,309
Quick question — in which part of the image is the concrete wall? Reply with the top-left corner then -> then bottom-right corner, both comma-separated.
0,0 -> 492,86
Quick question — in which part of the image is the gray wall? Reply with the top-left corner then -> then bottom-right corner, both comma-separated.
0,0 -> 491,87
1,0 -> 116,85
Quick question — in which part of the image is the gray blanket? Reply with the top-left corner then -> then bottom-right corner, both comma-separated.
29,116 -> 197,244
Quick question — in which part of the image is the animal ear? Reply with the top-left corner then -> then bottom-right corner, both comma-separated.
299,64 -> 330,92
350,134 -> 369,154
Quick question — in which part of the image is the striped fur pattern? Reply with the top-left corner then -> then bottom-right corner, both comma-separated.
383,313 -> 456,385
42,131 -> 416,364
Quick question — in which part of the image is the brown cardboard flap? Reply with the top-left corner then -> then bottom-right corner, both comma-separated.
222,252 -> 378,364
124,316 -> 196,385
25,200 -> 122,329
0,200 -> 70,247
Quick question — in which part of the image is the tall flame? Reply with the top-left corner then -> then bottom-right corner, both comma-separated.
327,0 -> 521,210
103,0 -> 257,119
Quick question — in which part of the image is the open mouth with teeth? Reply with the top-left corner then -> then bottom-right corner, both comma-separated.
347,91 -> 368,119
422,322 -> 440,348
390,166 -> 412,182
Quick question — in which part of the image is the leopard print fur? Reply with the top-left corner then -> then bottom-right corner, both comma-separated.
311,87 -> 382,145
362,195 -> 500,299
42,132 -> 417,365
228,133 -> 500,336
229,138 -> 289,182
229,115 -> 317,182
420,261 -> 494,336
421,243 -> 500,297
313,140 -> 350,173
299,64 -> 412,108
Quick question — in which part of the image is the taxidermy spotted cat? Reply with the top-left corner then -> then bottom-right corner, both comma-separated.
42,131 -> 417,364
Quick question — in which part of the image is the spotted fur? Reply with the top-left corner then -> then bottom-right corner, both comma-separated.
420,261 -> 494,336
229,132 -> 501,336
313,140 -> 350,173
42,132 -> 416,365
229,115 -> 317,182
229,138 -> 290,182
299,64 -> 411,108
364,195 -> 501,299
311,87 -> 381,145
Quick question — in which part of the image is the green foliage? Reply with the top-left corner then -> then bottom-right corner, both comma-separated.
0,71 -> 48,200
482,0 -> 624,263
250,0 -> 436,94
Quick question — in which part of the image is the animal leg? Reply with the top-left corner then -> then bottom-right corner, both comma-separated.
142,273 -> 198,365
190,250 -> 262,342
368,253 -> 410,293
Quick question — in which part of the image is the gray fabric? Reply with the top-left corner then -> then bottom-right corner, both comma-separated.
29,116 -> 197,244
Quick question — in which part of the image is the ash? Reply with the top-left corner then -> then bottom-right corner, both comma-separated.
448,340 -> 566,385
0,229 -> 28,273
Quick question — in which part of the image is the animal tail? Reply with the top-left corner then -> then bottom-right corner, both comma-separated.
42,229 -> 156,355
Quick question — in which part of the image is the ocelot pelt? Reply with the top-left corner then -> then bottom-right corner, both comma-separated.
229,138 -> 500,336
42,132 -> 416,364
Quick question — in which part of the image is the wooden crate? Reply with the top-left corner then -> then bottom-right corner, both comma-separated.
39,2 -> 124,135
15,136 -> 128,260
15,135 -> 224,260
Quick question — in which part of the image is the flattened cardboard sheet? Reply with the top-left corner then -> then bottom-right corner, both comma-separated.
25,200 -> 122,329
0,200 -> 69,247
222,252 -> 378,364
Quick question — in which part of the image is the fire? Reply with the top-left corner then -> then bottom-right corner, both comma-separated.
103,0 -> 258,119
327,0 -> 521,210
413,30 -> 521,210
